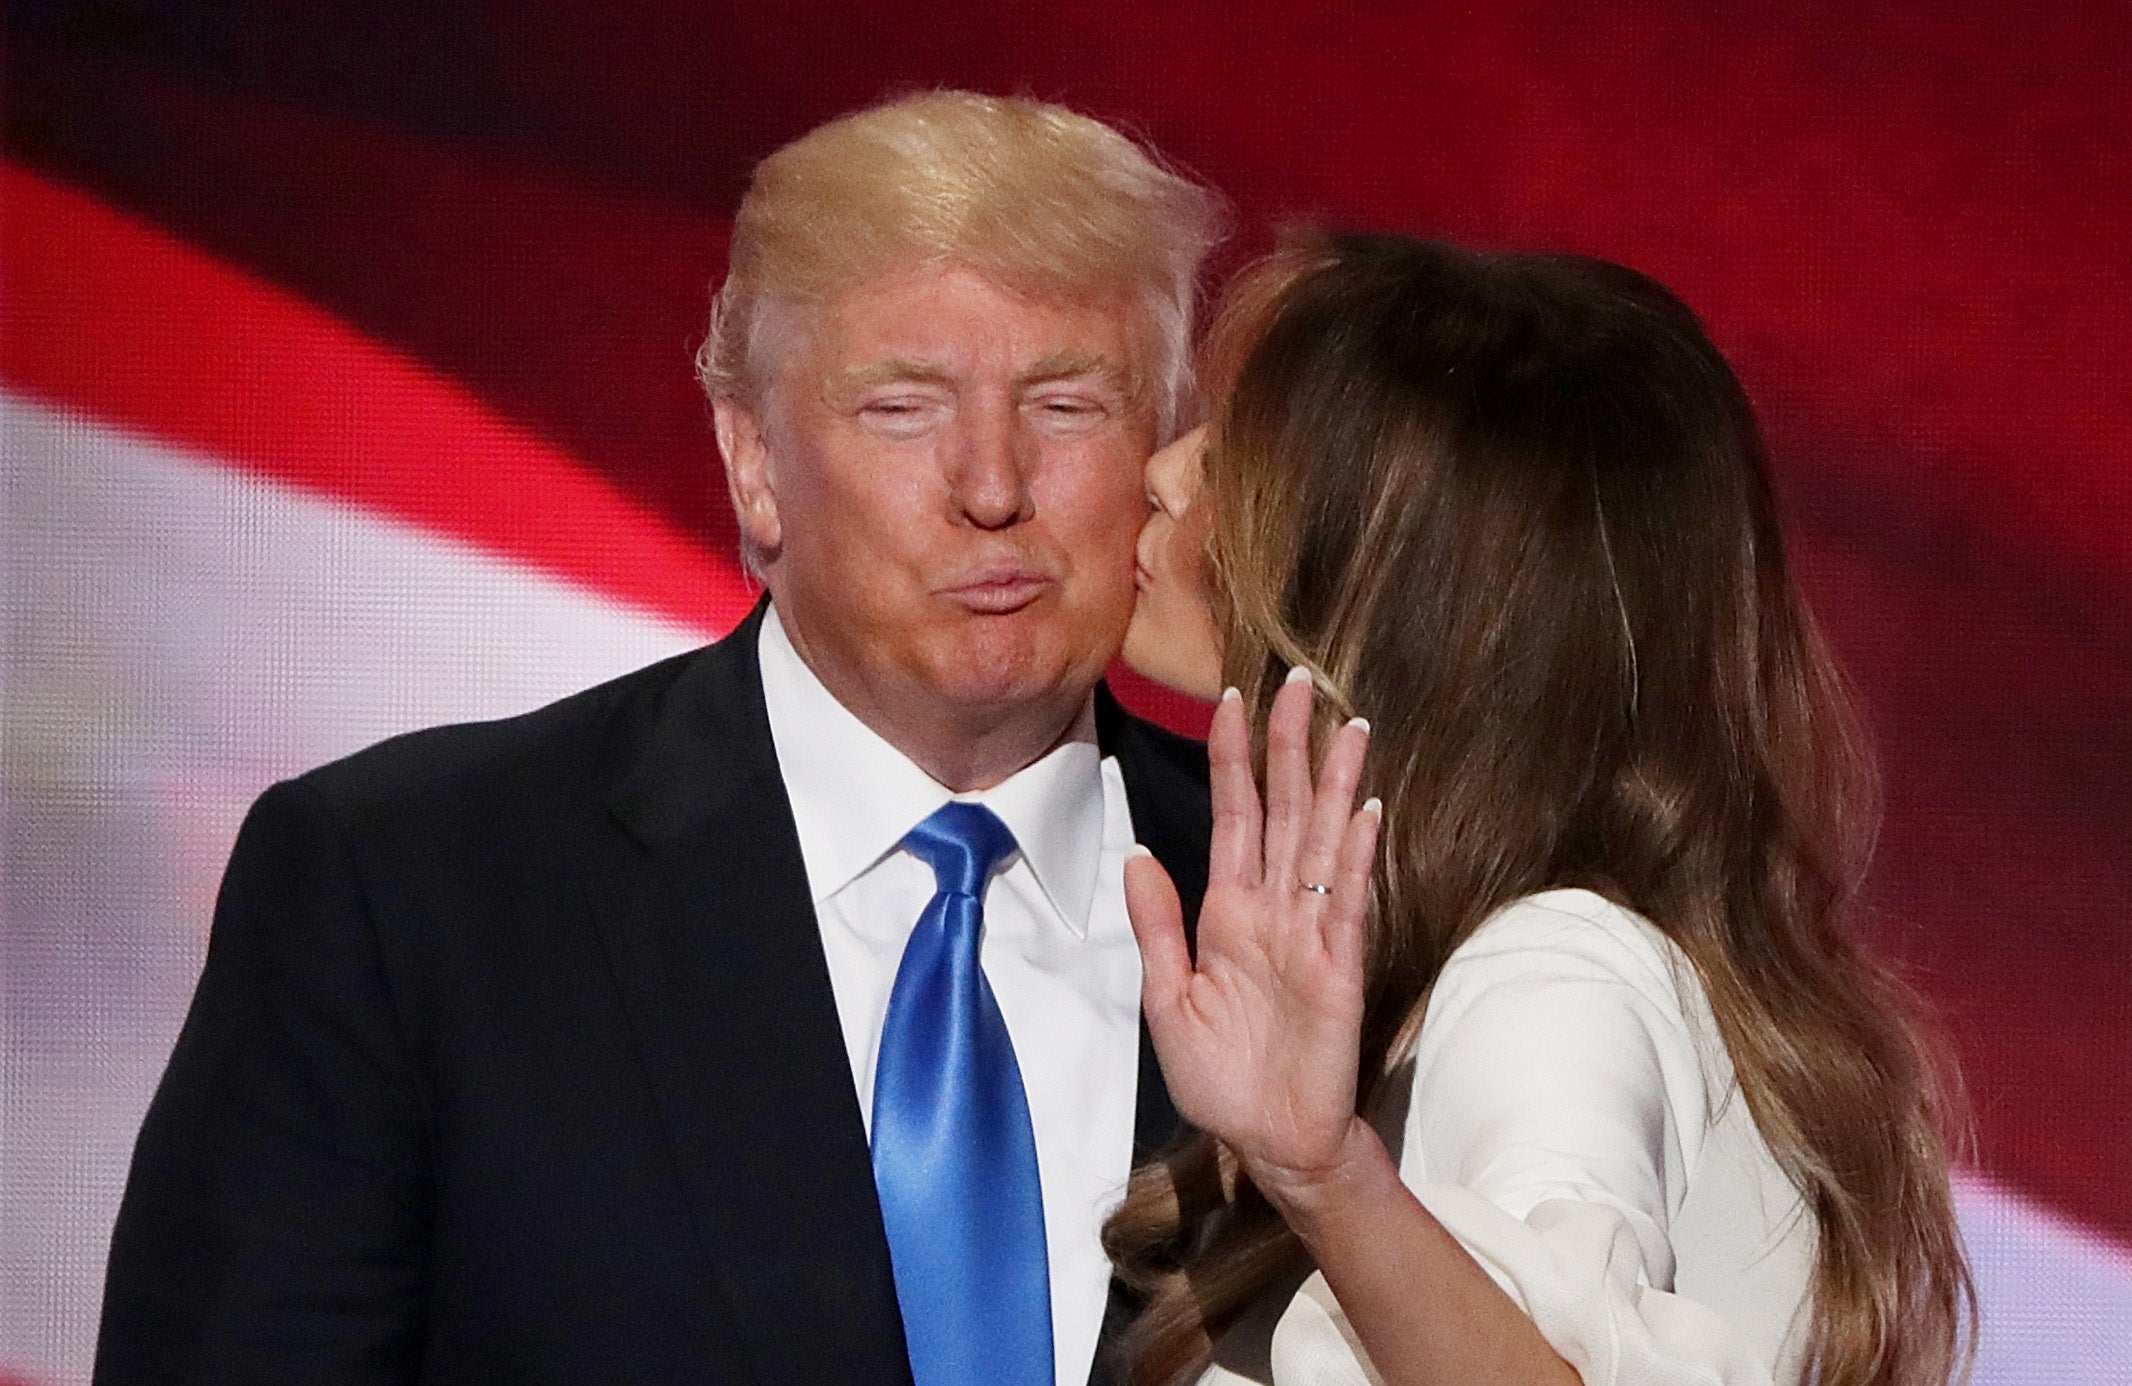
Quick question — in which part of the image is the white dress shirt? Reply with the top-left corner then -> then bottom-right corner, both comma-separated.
1202,889 -> 1818,1386
756,605 -> 1146,1386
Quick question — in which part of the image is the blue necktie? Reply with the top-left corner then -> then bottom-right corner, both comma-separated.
872,801 -> 1054,1386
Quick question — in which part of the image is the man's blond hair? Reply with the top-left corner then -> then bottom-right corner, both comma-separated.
696,90 -> 1224,435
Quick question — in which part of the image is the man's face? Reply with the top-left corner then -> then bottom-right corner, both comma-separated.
723,263 -> 1155,737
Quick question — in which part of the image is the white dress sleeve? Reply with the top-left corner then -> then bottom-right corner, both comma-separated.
1263,891 -> 1789,1386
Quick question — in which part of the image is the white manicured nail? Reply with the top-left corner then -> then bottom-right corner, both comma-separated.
1362,797 -> 1383,816
1347,716 -> 1371,734
1221,686 -> 1242,703
1129,843 -> 1154,860
1285,664 -> 1313,686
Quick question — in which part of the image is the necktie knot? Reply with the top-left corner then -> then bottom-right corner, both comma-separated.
902,801 -> 1017,901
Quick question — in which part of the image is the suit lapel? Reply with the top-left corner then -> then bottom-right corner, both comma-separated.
591,601 -> 913,1385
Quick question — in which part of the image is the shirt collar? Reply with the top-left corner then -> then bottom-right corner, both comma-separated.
756,603 -> 1107,937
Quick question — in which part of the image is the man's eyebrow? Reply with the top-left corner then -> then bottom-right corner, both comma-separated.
1014,350 -> 1129,390
823,351 -> 1135,401
826,357 -> 959,396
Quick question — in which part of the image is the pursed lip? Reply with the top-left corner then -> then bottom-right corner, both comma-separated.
938,564 -> 1056,614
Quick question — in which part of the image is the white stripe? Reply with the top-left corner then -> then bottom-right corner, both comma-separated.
1,390 -> 700,1382
1956,1172 -> 2132,1383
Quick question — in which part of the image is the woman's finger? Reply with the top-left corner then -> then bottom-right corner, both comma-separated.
1295,715 -> 1370,905
1261,666 -> 1316,887
1322,798 -> 1382,974
1206,687 -> 1262,889
1125,847 -> 1193,1024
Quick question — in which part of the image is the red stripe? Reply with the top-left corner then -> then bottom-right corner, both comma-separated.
0,160 -> 750,635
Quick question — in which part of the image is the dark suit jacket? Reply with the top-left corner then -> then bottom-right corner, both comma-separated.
95,601 -> 1209,1385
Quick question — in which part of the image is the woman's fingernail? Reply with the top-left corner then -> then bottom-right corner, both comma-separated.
1347,716 -> 1371,734
1129,843 -> 1155,860
1362,797 -> 1383,816
1285,664 -> 1313,686
1221,686 -> 1242,703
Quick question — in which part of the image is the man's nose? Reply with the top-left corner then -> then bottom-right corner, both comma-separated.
950,402 -> 1035,530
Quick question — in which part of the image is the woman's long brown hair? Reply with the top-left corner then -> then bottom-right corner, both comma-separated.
1104,233 -> 1973,1386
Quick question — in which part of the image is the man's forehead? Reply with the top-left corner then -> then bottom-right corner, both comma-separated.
821,262 -> 1138,341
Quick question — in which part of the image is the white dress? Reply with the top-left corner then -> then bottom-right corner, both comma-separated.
1198,889 -> 1817,1386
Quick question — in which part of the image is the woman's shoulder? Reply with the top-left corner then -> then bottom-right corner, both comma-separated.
1410,888 -> 1735,1147
1436,887 -> 1700,1016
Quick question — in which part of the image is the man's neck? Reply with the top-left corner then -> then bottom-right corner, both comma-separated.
864,702 -> 1086,793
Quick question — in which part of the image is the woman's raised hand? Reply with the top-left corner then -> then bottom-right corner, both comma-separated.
1125,668 -> 1381,1200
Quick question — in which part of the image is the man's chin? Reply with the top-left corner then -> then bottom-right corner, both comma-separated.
930,666 -> 1086,721
921,632 -> 1106,721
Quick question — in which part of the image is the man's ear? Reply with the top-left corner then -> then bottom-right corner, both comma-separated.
713,397 -> 782,557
